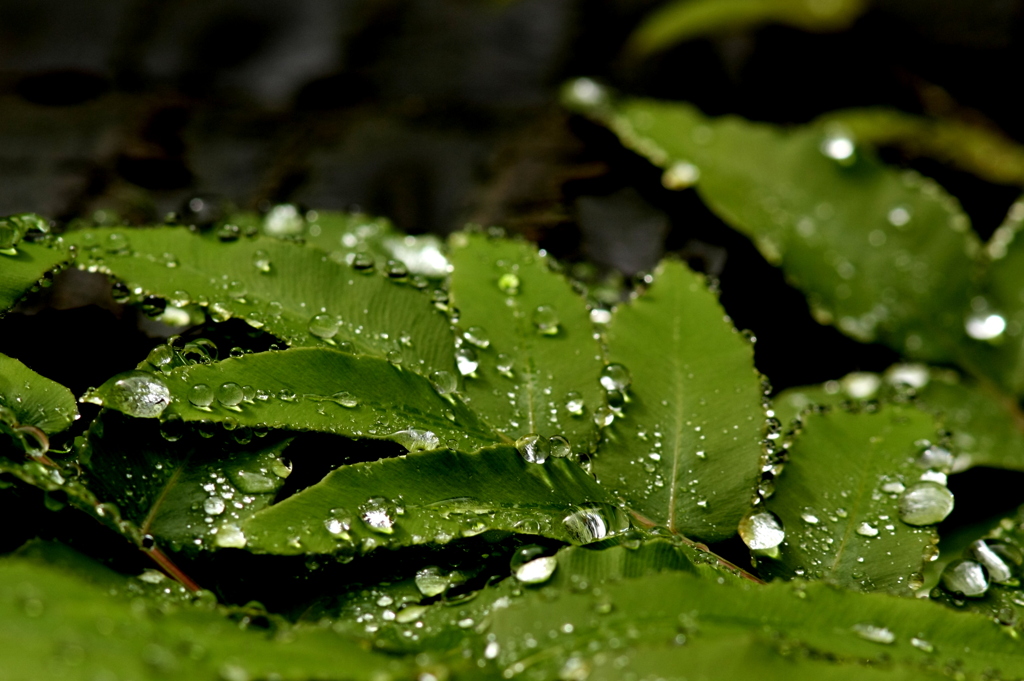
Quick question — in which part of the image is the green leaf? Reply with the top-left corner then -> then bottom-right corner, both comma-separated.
64,227 -> 455,376
593,259 -> 765,542
86,348 -> 498,453
623,0 -> 866,58
565,91 -> 981,365
241,444 -> 619,556
817,108 -> 1024,188
447,233 -> 606,453
764,405 -> 942,593
0,241 -> 70,314
0,547 -> 421,681
82,412 -> 296,552
0,352 -> 77,434
775,365 -> 1024,472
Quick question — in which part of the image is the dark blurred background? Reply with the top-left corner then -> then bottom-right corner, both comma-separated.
2,0 -> 1024,392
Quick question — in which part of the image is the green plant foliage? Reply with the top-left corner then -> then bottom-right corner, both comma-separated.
0,241 -> 70,314
764,405 -> 942,593
0,352 -> 77,434
624,0 -> 867,58
85,348 -> 497,453
564,88 -> 981,365
64,227 -> 455,376
447,232 -> 606,453
241,445 -> 618,556
593,260 -> 765,541
775,365 -> 1024,471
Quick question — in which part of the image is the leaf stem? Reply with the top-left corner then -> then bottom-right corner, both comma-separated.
144,545 -> 202,592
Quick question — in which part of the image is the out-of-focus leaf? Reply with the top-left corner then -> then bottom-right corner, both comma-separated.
624,0 -> 867,58
447,233 -> 605,454
64,227 -> 455,376
0,352 -> 77,434
775,365 -> 1024,472
0,546 -> 421,681
84,348 -> 498,453
817,108 -> 1024,188
0,241 -> 69,314
593,260 -> 765,542
242,444 -> 619,556
565,89 -> 981,365
764,405 -> 942,593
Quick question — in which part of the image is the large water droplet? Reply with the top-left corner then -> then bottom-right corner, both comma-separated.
898,481 -> 954,526
215,524 -> 247,549
516,434 -> 550,464
360,497 -> 397,534
308,314 -> 340,340
599,363 -> 631,392
916,445 -> 954,472
391,429 -> 440,452
455,347 -> 478,376
550,435 -> 571,458
430,370 -> 457,395
738,511 -> 785,552
188,384 -> 215,410
532,305 -> 560,335
562,504 -> 630,544
941,559 -> 989,598
204,496 -> 226,515
324,508 -> 353,536
415,566 -> 450,597
820,133 -> 856,163
0,213 -> 47,252
103,371 -> 172,418
216,382 -> 244,409
514,556 -> 557,584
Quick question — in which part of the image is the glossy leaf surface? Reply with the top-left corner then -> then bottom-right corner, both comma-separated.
0,241 -> 69,314
0,352 -> 77,434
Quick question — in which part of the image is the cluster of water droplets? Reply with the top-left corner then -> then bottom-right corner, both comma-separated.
0,213 -> 50,254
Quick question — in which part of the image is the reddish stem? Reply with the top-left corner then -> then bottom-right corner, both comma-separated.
145,545 -> 202,592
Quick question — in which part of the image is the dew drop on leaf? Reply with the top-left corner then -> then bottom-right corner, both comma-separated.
455,347 -> 479,376
852,623 -> 895,644
496,354 -> 514,377
104,371 -> 172,418
415,566 -> 450,597
550,435 -> 571,458
532,305 -> 560,335
916,445 -> 954,472
564,391 -> 585,416
332,391 -> 359,408
497,273 -> 520,295
216,382 -> 244,409
430,370 -> 457,395
965,311 -> 1006,340
898,481 -> 954,526
391,429 -> 440,452
351,252 -> 375,273
941,559 -> 990,598
324,508 -> 352,536
599,363 -> 632,392
188,383 -> 215,409
563,504 -> 630,544
967,540 -> 1019,585
204,496 -> 226,516
738,511 -> 785,551
856,522 -> 879,537
251,249 -> 271,273
384,259 -> 408,279
215,524 -> 247,549
463,326 -> 490,348
360,497 -> 397,534
515,434 -> 550,464
514,556 -> 557,584
308,313 -> 340,340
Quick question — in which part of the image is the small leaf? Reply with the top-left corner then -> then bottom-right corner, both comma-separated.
0,546 -> 420,681
764,405 -> 942,593
593,260 -> 765,542
447,233 -> 605,453
64,227 -> 455,376
0,352 -> 77,434
566,92 -> 981,365
242,444 -> 619,555
86,348 -> 498,453
0,240 -> 69,314
775,365 -> 1024,472
622,0 -> 866,59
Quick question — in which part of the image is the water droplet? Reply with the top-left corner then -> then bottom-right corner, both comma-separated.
593,406 -> 615,427
351,252 -> 375,273
463,326 -> 490,349
263,204 -> 304,237
738,511 -> 785,551
216,382 -> 244,409
105,232 -> 130,254
188,384 -> 215,410
533,305 -> 559,335
660,160 -> 701,190
965,312 -> 1006,340
252,249 -> 271,272
308,313 -> 339,340
498,273 -> 520,295
564,391 -> 585,416
324,508 -> 352,536
820,133 -> 856,162
916,445 -> 954,472
856,522 -> 879,537
550,435 -> 571,458
360,497 -> 397,534
801,512 -> 819,524
514,556 -> 557,584
391,429 -> 440,452
941,559 -> 989,598
215,524 -> 247,549
159,415 -> 184,441
564,77 -> 609,107
385,259 -> 408,279
415,566 -> 450,597
495,354 -> 514,377
228,468 -> 280,494
898,481 -> 954,526
0,213 -> 46,252
599,363 -> 631,392
563,504 -> 630,544
910,637 -> 934,653
430,370 -> 457,395
968,540 -> 1019,585
204,496 -> 226,515
516,434 -> 550,464
887,205 -> 911,227
332,391 -> 359,408
455,347 -> 478,376
103,371 -> 172,418
852,623 -> 895,644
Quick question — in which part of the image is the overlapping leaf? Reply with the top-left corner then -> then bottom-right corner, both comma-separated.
764,405 -> 942,593
64,227 -> 455,376
86,348 -> 498,453
448,233 -> 605,454
0,352 -> 77,434
241,444 -> 619,556
593,260 -> 765,542
0,241 -> 70,314
565,89 -> 981,365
